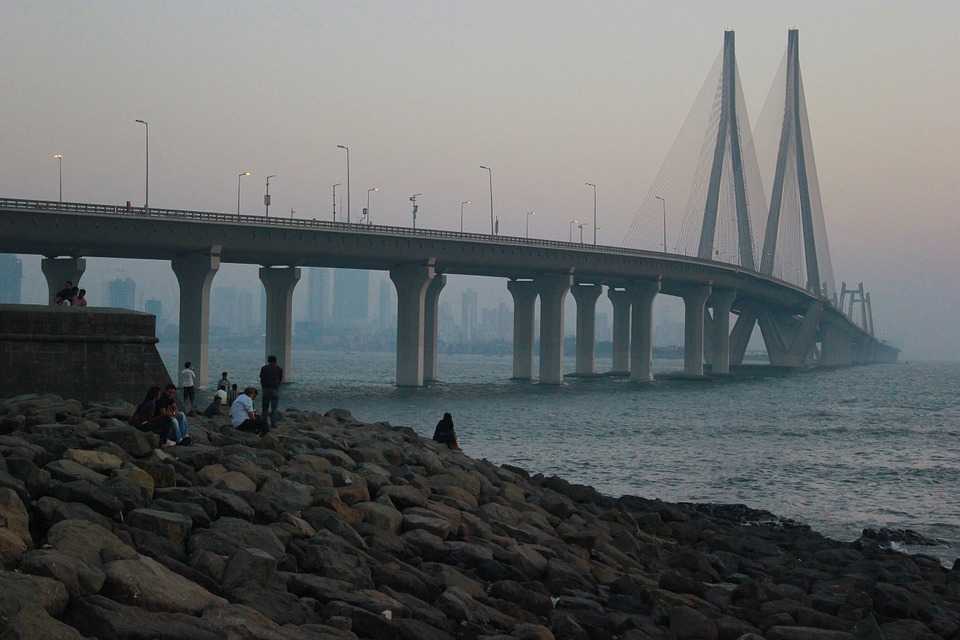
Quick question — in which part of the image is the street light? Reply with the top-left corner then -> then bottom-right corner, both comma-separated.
409,193 -> 422,229
365,187 -> 378,224
134,119 -> 149,210
655,195 -> 667,253
336,144 -> 351,222
264,175 -> 277,217
237,171 -> 251,217
331,183 -> 341,221
585,182 -> 597,245
569,219 -> 579,242
480,165 -> 494,234
52,154 -> 63,202
525,210 -> 535,239
460,200 -> 471,233
578,222 -> 585,244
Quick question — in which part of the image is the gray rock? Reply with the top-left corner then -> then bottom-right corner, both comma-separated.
46,458 -> 109,484
102,555 -> 228,614
35,496 -> 112,530
0,604 -> 87,640
258,477 -> 314,513
379,484 -> 428,509
0,570 -> 70,617
221,546 -> 277,590
20,548 -> 106,597
766,628 -> 854,640
67,594 -> 224,640
670,605 -> 718,640
64,448 -> 124,472
47,519 -> 137,567
127,508 -> 193,547
51,479 -> 123,517
96,425 -> 154,457
355,500 -> 403,533
189,516 -> 286,560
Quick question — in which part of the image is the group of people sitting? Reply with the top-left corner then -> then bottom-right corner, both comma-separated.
129,384 -> 192,447
54,280 -> 87,306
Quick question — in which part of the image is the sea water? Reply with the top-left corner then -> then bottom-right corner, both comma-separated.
162,346 -> 960,564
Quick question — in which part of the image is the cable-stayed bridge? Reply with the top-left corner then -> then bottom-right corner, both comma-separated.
0,30 -> 896,387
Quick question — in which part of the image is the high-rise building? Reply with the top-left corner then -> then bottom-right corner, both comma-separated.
212,286 -> 255,335
333,269 -> 369,328
0,254 -> 23,304
461,289 -> 478,343
496,301 -> 511,341
107,277 -> 136,310
144,298 -> 163,320
307,268 -> 333,327
377,277 -> 395,331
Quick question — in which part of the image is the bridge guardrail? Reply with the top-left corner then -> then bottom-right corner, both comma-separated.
1,195 -> 824,302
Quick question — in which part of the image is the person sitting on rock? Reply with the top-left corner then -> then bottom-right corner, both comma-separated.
231,386 -> 267,435
203,387 -> 228,418
433,412 -> 461,450
54,280 -> 77,305
145,402 -> 181,447
155,384 -> 191,445
72,288 -> 88,307
129,386 -> 161,426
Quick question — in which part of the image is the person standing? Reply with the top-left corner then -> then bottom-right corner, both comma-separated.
259,355 -> 283,431
179,362 -> 197,413
217,371 -> 231,392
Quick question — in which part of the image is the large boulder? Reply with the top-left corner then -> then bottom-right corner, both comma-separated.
46,519 -> 137,568
355,501 -> 403,533
67,595 -> 223,640
0,570 -> 69,617
127,508 -> 193,547
257,477 -> 313,513
0,604 -> 87,639
95,425 -> 154,457
46,459 -> 109,484
64,448 -> 124,472
20,548 -> 106,597
102,555 -> 228,614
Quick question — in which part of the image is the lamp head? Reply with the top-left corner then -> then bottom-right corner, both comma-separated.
135,119 -> 147,125
655,195 -> 665,202
240,171 -> 251,177
52,154 -> 63,159
337,144 -> 348,150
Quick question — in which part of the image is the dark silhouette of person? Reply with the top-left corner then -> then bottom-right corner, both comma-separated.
432,412 -> 460,450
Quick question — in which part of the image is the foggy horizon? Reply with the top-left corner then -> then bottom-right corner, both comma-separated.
3,1 -> 957,360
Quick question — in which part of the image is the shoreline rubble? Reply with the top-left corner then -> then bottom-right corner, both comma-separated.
0,392 -> 958,639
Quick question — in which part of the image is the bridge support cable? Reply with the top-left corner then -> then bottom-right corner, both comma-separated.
755,29 -> 836,298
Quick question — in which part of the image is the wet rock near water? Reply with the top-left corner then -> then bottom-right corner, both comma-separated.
0,392 -> 959,639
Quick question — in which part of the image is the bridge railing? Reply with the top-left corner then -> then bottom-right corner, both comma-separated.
1,195 -> 822,300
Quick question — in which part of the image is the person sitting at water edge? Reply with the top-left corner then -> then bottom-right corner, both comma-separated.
433,412 -> 461,450
231,386 -> 267,435
72,288 -> 87,307
217,371 -> 231,391
54,280 -> 78,305
203,387 -> 228,418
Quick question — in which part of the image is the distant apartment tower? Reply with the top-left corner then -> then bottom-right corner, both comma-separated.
461,289 -> 478,342
333,269 -> 369,328
0,254 -> 23,304
107,277 -> 136,310
212,286 -> 255,334
307,268 -> 333,327
377,277 -> 395,330
144,298 -> 163,321
496,301 -> 511,341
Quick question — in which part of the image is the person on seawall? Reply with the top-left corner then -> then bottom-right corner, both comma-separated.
55,280 -> 77,305
259,355 -> 283,431
72,289 -> 87,307
231,386 -> 268,435
433,412 -> 461,450
179,362 -> 196,412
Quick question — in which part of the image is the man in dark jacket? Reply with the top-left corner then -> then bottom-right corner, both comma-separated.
259,355 -> 283,431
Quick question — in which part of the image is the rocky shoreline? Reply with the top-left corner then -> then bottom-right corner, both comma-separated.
0,393 -> 958,640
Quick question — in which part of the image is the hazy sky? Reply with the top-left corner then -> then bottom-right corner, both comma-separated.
2,2 -> 958,359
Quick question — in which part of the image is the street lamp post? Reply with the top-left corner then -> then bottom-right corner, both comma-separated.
525,210 -> 535,239
655,195 -> 667,253
332,183 -> 340,221
52,154 -> 63,202
578,222 -> 585,244
568,219 -> 579,242
134,119 -> 149,210
480,165 -> 494,234
365,187 -> 378,224
585,182 -> 597,245
237,171 -> 251,217
460,200 -> 471,233
336,145 -> 351,222
409,193 -> 422,229
265,175 -> 277,217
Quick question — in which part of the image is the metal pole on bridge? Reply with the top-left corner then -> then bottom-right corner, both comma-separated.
265,175 -> 277,217
569,219 -> 578,242
134,120 -> 149,211
337,145 -> 351,223
52,154 -> 63,202
480,165 -> 494,234
365,187 -> 378,224
237,171 -> 251,217
332,184 -> 340,222
460,200 -> 471,233
655,195 -> 667,253
526,210 -> 535,239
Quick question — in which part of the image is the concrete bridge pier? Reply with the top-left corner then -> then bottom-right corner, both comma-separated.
708,288 -> 737,374
507,279 -> 538,380
423,274 -> 446,383
259,266 -> 301,381
627,280 -> 660,382
172,249 -> 221,387
41,257 -> 86,305
571,283 -> 602,376
390,263 -> 435,387
536,273 -> 572,384
820,320 -> 852,367
607,288 -> 631,375
681,284 -> 712,377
